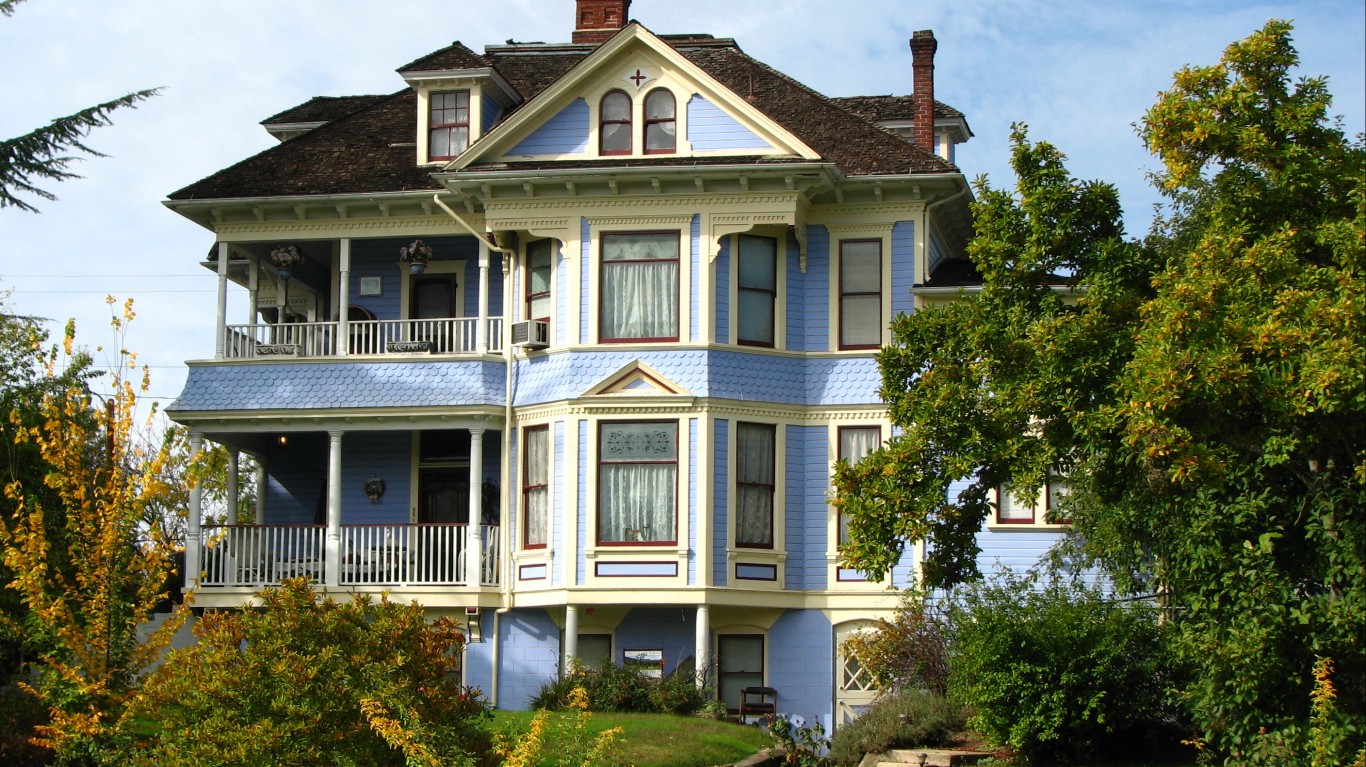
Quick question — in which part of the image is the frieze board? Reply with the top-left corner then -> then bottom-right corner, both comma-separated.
215,216 -> 474,241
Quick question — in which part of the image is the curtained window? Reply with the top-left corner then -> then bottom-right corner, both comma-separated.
429,90 -> 469,161
643,89 -> 676,153
838,426 -> 882,546
598,422 -> 677,544
600,90 -> 632,155
523,427 -> 549,548
737,235 -> 777,346
735,422 -> 776,548
600,232 -> 679,341
526,239 -> 553,322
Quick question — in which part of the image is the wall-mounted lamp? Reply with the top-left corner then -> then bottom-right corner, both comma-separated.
276,434 -> 288,447
364,476 -> 386,503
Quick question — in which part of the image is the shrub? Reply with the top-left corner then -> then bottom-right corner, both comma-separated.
841,592 -> 950,695
0,682 -> 53,766
533,660 -> 710,715
828,690 -> 965,767
946,570 -> 1172,764
122,578 -> 494,767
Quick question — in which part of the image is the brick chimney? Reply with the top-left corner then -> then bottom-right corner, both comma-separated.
573,0 -> 632,44
910,30 -> 937,153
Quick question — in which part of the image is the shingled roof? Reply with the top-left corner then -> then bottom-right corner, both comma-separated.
260,95 -> 390,126
169,27 -> 959,202
829,95 -> 965,122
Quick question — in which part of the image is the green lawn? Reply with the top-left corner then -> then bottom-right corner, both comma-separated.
491,710 -> 771,767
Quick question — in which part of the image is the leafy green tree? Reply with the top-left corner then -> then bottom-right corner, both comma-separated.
125,579 -> 494,767
0,0 -> 158,212
834,21 -> 1365,763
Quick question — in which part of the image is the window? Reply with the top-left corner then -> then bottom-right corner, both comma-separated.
643,89 -> 676,153
598,421 -> 677,544
717,634 -> 764,712
600,90 -> 632,155
575,634 -> 612,672
600,231 -> 679,342
522,426 -> 549,548
429,90 -> 469,161
735,423 -> 775,549
995,477 -> 1070,525
839,240 -> 882,349
526,239 -> 553,322
837,426 -> 882,546
737,235 -> 777,346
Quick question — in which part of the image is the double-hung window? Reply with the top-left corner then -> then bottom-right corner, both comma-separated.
522,427 -> 549,548
600,90 -> 632,155
996,476 -> 1071,525
598,421 -> 677,544
428,90 -> 469,161
643,89 -> 676,153
837,426 -> 882,546
600,231 -> 679,342
735,423 -> 776,549
737,235 -> 777,346
839,240 -> 882,349
526,239 -> 553,322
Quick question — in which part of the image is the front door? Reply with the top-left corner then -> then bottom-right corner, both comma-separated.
410,275 -> 458,351
835,621 -> 879,725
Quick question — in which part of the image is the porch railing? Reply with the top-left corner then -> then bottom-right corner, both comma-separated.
198,523 -> 501,588
222,318 -> 504,359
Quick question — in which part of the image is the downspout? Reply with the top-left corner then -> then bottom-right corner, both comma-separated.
433,192 -> 517,706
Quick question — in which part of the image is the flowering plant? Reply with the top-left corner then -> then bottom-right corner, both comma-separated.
399,239 -> 433,264
269,245 -> 303,269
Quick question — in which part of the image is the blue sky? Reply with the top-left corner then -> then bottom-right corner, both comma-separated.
1,0 -> 1362,411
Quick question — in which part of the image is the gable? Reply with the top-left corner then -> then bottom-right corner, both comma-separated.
584,360 -> 689,397
458,25 -> 816,169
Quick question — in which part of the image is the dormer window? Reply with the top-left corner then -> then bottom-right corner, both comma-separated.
643,89 -> 676,153
600,90 -> 632,155
429,90 -> 470,161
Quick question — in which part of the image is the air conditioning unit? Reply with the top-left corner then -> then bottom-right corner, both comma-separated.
510,319 -> 550,349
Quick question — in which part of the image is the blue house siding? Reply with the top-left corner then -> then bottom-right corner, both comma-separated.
481,93 -> 502,136
340,431 -> 411,524
784,233 -> 803,349
891,221 -> 915,318
580,217 -> 590,343
686,94 -> 770,151
713,419 -> 729,586
262,433 -> 326,525
495,609 -> 562,710
465,623 -> 495,694
614,608 -> 697,676
513,350 -> 881,407
507,98 -> 589,156
783,425 -> 806,590
555,239 -> 569,346
553,421 -> 565,587
577,420 -> 588,586
688,417 -> 699,585
799,226 -> 830,352
769,610 -> 833,726
714,236 -> 730,342
173,360 -> 508,412
802,426 -> 830,591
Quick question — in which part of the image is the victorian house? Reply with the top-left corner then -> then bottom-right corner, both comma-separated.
164,0 -> 1059,727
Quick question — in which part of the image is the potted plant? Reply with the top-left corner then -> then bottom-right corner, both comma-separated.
399,239 -> 433,275
269,245 -> 303,280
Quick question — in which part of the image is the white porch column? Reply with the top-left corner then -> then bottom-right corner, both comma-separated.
325,430 -> 344,588
225,451 -> 239,526
338,238 -> 351,357
564,605 -> 579,671
466,426 -> 485,586
254,462 -> 267,524
477,241 -> 490,353
215,243 -> 230,359
247,256 -> 260,324
185,431 -> 204,588
695,605 -> 710,687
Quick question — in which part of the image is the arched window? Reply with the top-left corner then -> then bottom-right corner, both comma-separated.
643,89 -> 676,154
600,90 -> 632,155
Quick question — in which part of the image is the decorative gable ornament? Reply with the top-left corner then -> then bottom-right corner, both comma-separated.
623,66 -> 658,89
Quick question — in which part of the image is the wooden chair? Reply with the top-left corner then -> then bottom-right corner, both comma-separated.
739,686 -> 777,719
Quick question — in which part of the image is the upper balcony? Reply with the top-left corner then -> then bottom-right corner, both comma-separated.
224,316 -> 503,360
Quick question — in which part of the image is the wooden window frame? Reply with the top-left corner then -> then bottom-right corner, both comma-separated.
838,239 -> 882,350
737,234 -> 777,347
735,422 -> 776,549
522,426 -> 549,549
642,88 -> 676,154
428,90 -> 470,162
599,90 -> 632,156
598,230 -> 680,343
596,419 -> 679,546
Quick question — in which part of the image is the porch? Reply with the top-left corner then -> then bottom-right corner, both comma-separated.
198,522 -> 501,587
223,317 -> 504,359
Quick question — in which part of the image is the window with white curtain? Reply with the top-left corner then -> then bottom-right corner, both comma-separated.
522,426 -> 549,548
600,232 -> 679,342
737,235 -> 776,347
839,239 -> 881,349
428,90 -> 469,161
598,421 -> 677,544
735,422 -> 775,548
643,88 -> 676,153
838,426 -> 882,546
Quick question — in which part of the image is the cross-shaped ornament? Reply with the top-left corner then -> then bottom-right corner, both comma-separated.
627,68 -> 650,88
